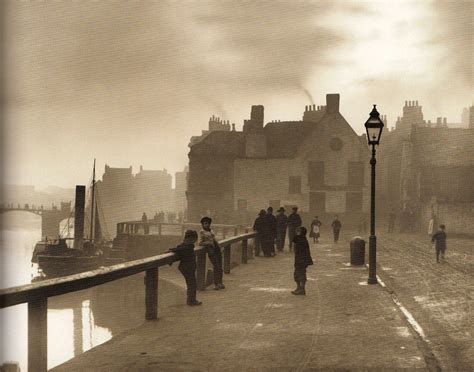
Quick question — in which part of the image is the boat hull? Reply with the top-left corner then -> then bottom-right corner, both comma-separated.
37,255 -> 104,277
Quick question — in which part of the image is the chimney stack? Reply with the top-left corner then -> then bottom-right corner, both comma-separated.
326,94 -> 340,114
73,185 -> 86,249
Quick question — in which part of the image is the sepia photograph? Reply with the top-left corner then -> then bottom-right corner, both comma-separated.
0,1 -> 473,371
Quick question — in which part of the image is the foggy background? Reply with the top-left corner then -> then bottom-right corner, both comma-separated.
2,0 -> 473,188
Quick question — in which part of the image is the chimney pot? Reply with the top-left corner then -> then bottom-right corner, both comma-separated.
416,100 -> 418,106
312,104 -> 316,110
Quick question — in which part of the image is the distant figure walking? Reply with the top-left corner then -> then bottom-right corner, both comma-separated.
288,207 -> 302,252
253,210 -> 274,257
266,207 -> 277,256
310,216 -> 322,244
291,227 -> 313,296
428,214 -> 437,236
388,208 -> 396,233
331,216 -> 342,244
168,230 -> 202,306
142,212 -> 149,234
199,217 -> 225,290
431,224 -> 447,263
276,207 -> 288,252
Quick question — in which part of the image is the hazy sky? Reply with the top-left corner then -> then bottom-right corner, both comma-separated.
2,0 -> 473,189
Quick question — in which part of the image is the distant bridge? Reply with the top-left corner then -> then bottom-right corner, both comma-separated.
0,203 -> 72,238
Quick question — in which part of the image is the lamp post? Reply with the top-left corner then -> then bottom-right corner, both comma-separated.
364,105 -> 384,285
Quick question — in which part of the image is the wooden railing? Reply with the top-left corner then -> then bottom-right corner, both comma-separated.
0,231 -> 258,372
116,221 -> 241,238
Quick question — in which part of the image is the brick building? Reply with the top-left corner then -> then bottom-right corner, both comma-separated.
187,94 -> 370,226
378,102 -> 474,234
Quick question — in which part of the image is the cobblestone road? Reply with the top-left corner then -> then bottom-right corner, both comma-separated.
376,232 -> 474,371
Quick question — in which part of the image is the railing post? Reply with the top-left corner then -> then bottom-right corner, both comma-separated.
145,267 -> 158,320
242,229 -> 249,264
116,223 -> 121,236
234,226 -> 238,236
181,224 -> 186,236
196,249 -> 207,291
28,297 -> 48,372
223,227 -> 226,239
158,223 -> 162,236
224,244 -> 231,274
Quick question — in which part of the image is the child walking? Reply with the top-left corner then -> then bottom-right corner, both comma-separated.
431,224 -> 447,263
291,226 -> 313,295
169,230 -> 202,306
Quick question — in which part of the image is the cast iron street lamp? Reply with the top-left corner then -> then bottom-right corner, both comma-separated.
364,105 -> 384,284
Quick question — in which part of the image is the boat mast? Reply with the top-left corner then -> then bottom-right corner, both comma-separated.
90,158 -> 96,242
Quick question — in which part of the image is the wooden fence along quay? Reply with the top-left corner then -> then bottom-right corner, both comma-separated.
0,225 -> 257,372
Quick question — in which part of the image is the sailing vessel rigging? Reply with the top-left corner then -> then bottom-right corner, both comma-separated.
32,159 -> 110,278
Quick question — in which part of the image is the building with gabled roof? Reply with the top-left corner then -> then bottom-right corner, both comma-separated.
187,94 -> 370,226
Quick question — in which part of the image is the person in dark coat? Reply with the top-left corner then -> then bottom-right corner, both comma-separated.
331,215 -> 342,243
309,216 -> 322,244
199,216 -> 225,290
288,206 -> 302,252
431,224 -> 447,263
276,207 -> 288,252
291,226 -> 313,295
266,207 -> 277,256
253,209 -> 273,257
169,230 -> 202,305
142,212 -> 149,234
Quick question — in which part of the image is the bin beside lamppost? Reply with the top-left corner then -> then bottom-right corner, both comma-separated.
364,105 -> 384,284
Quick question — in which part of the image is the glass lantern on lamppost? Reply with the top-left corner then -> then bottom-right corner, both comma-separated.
364,105 -> 384,284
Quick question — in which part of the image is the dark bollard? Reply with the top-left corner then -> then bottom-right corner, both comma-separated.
350,237 -> 366,266
224,244 -> 231,274
196,249 -> 207,291
28,297 -> 48,372
145,267 -> 158,320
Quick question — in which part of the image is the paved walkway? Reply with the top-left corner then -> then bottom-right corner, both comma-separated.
54,235 -> 428,371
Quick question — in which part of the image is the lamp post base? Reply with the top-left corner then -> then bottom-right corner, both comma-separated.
367,235 -> 377,285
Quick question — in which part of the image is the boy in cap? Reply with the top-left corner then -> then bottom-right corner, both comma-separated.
431,224 -> 447,263
292,226 -> 313,295
199,216 -> 225,290
169,230 -> 202,306
276,207 -> 288,252
288,206 -> 302,252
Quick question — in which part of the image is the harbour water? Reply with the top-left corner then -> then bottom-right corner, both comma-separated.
0,212 -> 147,370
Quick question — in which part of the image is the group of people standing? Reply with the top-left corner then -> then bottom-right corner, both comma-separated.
252,206 -> 304,257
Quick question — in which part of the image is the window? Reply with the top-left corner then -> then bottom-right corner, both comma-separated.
289,176 -> 302,194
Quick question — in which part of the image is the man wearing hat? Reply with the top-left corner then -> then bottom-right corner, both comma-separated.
199,216 -> 225,290
169,230 -> 202,306
253,209 -> 273,257
266,207 -> 277,256
276,207 -> 288,252
287,206 -> 302,252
